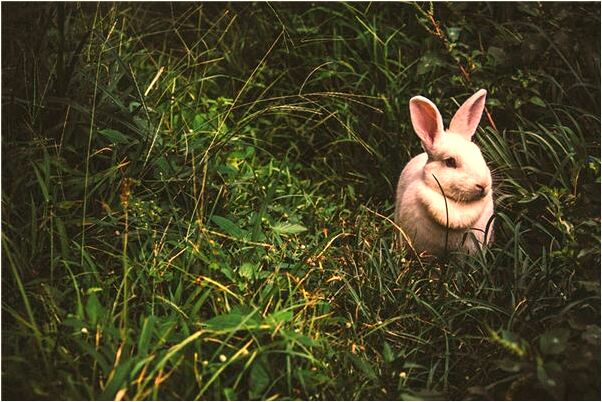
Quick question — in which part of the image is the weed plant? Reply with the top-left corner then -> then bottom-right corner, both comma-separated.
2,2 -> 600,400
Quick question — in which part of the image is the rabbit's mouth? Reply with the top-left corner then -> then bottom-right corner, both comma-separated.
446,186 -> 489,203
468,189 -> 490,202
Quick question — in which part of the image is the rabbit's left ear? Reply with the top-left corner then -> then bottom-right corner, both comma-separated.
449,89 -> 487,140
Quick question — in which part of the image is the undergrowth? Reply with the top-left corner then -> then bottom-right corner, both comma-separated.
2,2 -> 600,400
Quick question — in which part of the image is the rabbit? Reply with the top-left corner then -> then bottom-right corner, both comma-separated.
394,89 -> 494,257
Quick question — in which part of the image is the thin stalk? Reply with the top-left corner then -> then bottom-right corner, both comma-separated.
119,178 -> 132,339
80,11 -> 117,267
2,235 -> 48,369
431,174 -> 450,259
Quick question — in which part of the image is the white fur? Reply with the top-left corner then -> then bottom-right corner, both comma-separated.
395,89 -> 494,257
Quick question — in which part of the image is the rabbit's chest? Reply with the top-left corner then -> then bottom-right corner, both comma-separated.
401,211 -> 469,256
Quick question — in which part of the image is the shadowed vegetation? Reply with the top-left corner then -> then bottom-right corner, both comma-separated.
2,2 -> 600,400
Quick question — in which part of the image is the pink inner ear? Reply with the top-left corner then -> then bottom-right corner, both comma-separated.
449,89 -> 487,140
410,98 -> 443,148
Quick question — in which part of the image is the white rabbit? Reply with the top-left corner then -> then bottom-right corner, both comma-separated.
395,89 -> 494,257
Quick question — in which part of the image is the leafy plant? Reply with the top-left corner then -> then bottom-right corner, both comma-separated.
2,2 -> 599,400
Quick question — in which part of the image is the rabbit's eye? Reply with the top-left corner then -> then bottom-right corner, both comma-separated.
444,157 -> 457,168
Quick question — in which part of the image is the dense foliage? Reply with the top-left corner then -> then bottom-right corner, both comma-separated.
2,2 -> 600,400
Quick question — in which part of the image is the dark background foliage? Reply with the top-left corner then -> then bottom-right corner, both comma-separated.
2,2 -> 600,400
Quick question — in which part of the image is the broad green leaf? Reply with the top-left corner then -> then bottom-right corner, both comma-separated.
192,113 -> 209,131
266,309 -> 293,324
205,312 -> 244,329
54,216 -> 71,259
383,341 -> 395,363
72,337 -> 111,373
271,222 -> 307,235
530,96 -> 546,107
99,128 -> 129,144
204,311 -> 258,330
155,156 -> 171,174
486,98 -> 503,107
100,358 -> 133,400
211,215 -> 247,238
220,264 -> 236,282
293,333 -> 316,347
85,293 -> 102,326
539,328 -> 570,355
239,262 -> 256,280
31,164 -> 50,203
281,329 -> 316,347
63,317 -> 86,331
249,360 -> 270,399
138,315 -> 156,356
223,387 -> 236,400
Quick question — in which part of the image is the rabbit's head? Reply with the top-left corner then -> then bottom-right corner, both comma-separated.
409,89 -> 491,203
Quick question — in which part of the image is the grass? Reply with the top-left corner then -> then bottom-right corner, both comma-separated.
2,2 -> 600,400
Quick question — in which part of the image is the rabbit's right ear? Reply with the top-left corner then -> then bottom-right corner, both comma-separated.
409,96 -> 444,152
448,89 -> 487,140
